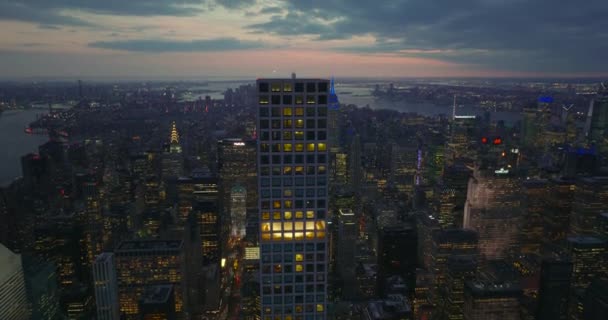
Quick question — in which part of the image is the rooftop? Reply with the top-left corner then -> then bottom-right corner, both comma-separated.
140,285 -> 173,304
116,240 -> 183,253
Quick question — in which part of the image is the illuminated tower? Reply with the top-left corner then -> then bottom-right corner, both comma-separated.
257,77 -> 329,319
169,121 -> 182,154
0,244 -> 31,320
93,253 -> 120,320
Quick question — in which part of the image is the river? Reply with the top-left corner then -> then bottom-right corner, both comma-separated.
0,109 -> 49,186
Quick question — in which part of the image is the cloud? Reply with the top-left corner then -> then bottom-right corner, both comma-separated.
259,6 -> 283,14
88,37 -> 265,52
245,0 -> 608,73
216,0 -> 257,9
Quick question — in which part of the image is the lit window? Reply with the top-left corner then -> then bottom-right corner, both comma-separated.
273,211 -> 281,219
284,189 -> 293,197
284,211 -> 292,219
283,107 -> 293,116
315,221 -> 326,230
284,232 -> 293,240
283,119 -> 293,128
295,211 -> 304,219
295,231 -> 304,240
273,233 -> 282,241
295,144 -> 304,152
284,200 -> 292,208
262,223 -> 271,232
273,201 -> 281,209
316,232 -> 325,239
284,83 -> 293,92
295,166 -> 304,175
294,131 -> 304,140
262,212 -> 270,220
317,304 -> 324,312
307,96 -> 316,104
271,83 -> 281,92
295,254 -> 304,262
295,119 -> 304,128
318,166 -> 326,174
306,221 -> 315,231
284,222 -> 293,231
306,232 -> 314,239
295,96 -> 304,105
295,222 -> 304,231
273,222 -> 282,231
318,143 -> 326,151
307,143 -> 315,152
283,131 -> 292,139
259,96 -> 269,104
262,233 -> 271,240
283,166 -> 292,175
295,265 -> 303,272
306,211 -> 314,218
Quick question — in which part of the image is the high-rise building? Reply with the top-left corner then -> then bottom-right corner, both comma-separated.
545,178 -> 575,242
115,240 -> 186,319
521,179 -> 549,254
0,244 -> 31,320
217,138 -> 257,223
92,253 -> 120,320
567,236 -> 607,320
463,168 -> 522,260
585,92 -> 608,152
583,279 -> 608,320
257,77 -> 330,319
463,281 -> 521,320
536,259 -> 572,320
336,209 -> 357,299
138,285 -> 177,320
570,177 -> 608,236
349,134 -> 362,192
22,256 -> 62,320
429,229 -> 478,304
377,221 -> 417,298
444,255 -> 478,320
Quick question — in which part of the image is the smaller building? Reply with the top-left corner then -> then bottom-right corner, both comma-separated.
362,294 -> 413,320
139,285 -> 176,320
463,281 -> 522,320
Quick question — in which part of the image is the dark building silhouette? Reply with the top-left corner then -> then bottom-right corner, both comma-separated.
377,222 -> 417,298
536,259 -> 573,320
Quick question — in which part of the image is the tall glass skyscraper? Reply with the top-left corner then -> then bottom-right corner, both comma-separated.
257,77 -> 330,320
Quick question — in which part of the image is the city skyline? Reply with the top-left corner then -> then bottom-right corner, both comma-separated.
1,0 -> 608,79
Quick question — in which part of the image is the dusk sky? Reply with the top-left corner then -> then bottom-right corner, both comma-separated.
1,0 -> 607,79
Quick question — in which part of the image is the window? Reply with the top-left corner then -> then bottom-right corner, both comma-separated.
317,131 -> 326,140
295,264 -> 303,272
317,107 -> 327,116
272,189 -> 281,197
295,131 -> 304,140
284,144 -> 292,152
318,95 -> 327,104
261,131 -> 269,141
306,188 -> 315,197
318,166 -> 326,174
306,83 -> 316,92
284,211 -> 292,219
318,154 -> 326,162
306,211 -> 314,219
295,144 -> 304,152
295,254 -> 303,262
295,155 -> 304,163
283,107 -> 293,116
284,83 -> 293,92
261,167 -> 270,176
271,131 -> 281,140
272,178 -> 282,186
272,120 -> 281,129
306,119 -> 315,129
261,190 -> 270,198
283,95 -> 293,104
295,83 -> 304,92
306,154 -> 315,163
295,107 -> 304,115
306,143 -> 315,152
295,166 -> 304,175
273,201 -> 281,209
283,131 -> 293,140
295,96 -> 304,104
272,107 -> 281,117
272,144 -> 281,152
271,95 -> 281,104
316,304 -> 324,312
307,96 -> 316,104
283,177 -> 292,186
306,131 -> 315,140
271,83 -> 281,92
260,120 -> 269,129
318,119 -> 327,128
260,143 -> 269,152
318,143 -> 327,151
295,211 -> 304,219
262,212 -> 270,220
261,155 -> 269,164
259,107 -> 269,117
259,82 -> 269,92
306,107 -> 315,117
273,211 -> 281,219
307,166 -> 315,175
318,82 -> 328,92
284,154 -> 293,163
295,119 -> 304,128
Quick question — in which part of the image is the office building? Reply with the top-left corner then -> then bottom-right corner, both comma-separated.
115,240 -> 186,319
377,221 -> 417,298
583,279 -> 608,320
363,294 -> 413,320
22,255 -> 62,320
570,177 -> 608,236
257,77 -> 330,319
336,209 -> 357,299
536,259 -> 572,320
521,179 -> 549,254
463,168 -> 521,259
567,236 -> 607,320
463,281 -> 521,320
0,244 -> 31,320
444,255 -> 478,320
139,285 -> 177,320
349,133 -> 362,191
92,253 -> 120,320
546,178 -> 575,242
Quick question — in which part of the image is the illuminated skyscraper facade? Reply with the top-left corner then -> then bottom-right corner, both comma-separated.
570,176 -> 608,236
463,281 -> 521,320
257,78 -> 329,319
0,244 -> 31,320
92,252 -> 120,320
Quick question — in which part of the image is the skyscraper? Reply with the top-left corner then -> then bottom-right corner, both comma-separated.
0,244 -> 31,320
463,281 -> 521,320
570,177 -> 608,236
257,77 -> 330,319
92,252 -> 120,320
536,259 -> 572,320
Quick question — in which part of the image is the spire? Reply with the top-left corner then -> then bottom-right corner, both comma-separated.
170,121 -> 179,144
328,76 -> 339,110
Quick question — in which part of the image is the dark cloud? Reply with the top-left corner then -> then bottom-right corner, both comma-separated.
247,0 -> 608,73
88,37 -> 265,52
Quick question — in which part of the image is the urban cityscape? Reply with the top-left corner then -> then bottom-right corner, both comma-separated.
1,1 -> 608,320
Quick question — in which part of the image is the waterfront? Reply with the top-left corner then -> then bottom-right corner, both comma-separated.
0,109 -> 48,186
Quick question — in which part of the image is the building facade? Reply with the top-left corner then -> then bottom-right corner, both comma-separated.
92,252 -> 120,320
257,77 -> 330,319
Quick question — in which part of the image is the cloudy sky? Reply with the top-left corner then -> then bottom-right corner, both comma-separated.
1,0 -> 607,79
